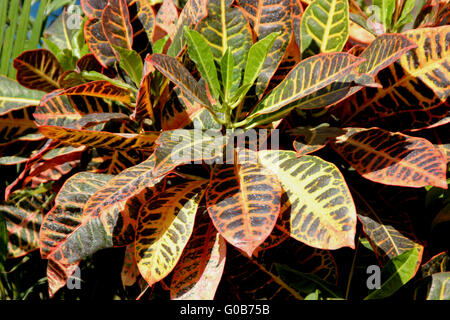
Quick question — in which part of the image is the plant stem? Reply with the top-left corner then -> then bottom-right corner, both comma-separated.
345,231 -> 361,299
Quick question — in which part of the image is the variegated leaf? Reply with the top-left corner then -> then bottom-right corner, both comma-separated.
331,127 -> 448,189
258,150 -> 357,250
0,76 -> 44,115
206,158 -> 282,257
136,180 -> 208,286
196,0 -> 252,94
13,49 -> 63,92
246,53 -> 364,127
300,0 -> 349,58
170,213 -> 226,300
102,0 -> 134,50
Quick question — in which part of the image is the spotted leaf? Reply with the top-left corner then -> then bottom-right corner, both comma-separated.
331,127 -> 448,189
258,150 -> 357,250
1,186 -> 55,258
170,213 -> 227,300
206,158 -> 282,257
338,26 -> 450,128
136,180 -> 208,286
246,53 -> 364,127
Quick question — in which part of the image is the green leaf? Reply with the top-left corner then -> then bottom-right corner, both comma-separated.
0,75 -> 45,115
300,0 -> 349,58
427,272 -> 450,300
373,0 -> 395,31
152,35 -> 170,54
42,38 -> 62,57
243,32 -> 280,90
196,0 -> 252,94
220,48 -> 234,102
81,71 -> 136,92
56,49 -> 77,71
184,27 -> 222,102
112,45 -> 144,87
364,247 -> 421,299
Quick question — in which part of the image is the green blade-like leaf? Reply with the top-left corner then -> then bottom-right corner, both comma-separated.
373,0 -> 395,31
196,0 -> 252,95
220,48 -> 234,102
112,45 -> 144,87
300,0 -> 349,58
243,32 -> 280,90
1,0 -> 20,76
364,247 -> 422,300
184,27 -> 221,102
239,0 -> 292,97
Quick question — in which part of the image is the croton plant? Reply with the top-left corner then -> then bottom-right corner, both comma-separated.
0,0 -> 448,300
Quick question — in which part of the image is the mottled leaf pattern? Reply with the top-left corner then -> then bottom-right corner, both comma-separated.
39,172 -> 114,259
331,128 -> 448,189
170,213 -> 227,300
136,180 -> 208,286
37,126 -> 158,151
1,187 -> 55,258
246,53 -> 364,127
339,26 -> 450,128
258,150 -> 357,250
207,159 -> 282,257
84,18 -> 117,68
